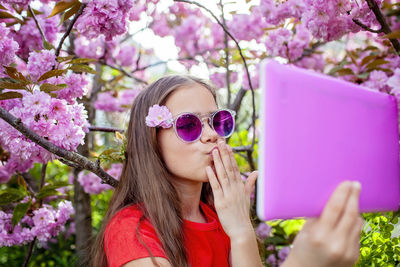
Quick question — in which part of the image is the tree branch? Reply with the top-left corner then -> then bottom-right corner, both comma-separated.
99,60 -> 148,85
219,0 -> 232,107
20,172 -> 38,193
56,3 -> 87,57
365,0 -> 400,55
58,158 -> 82,169
0,107 -> 118,187
22,237 -> 37,267
28,6 -> 47,45
88,126 -> 124,133
352,18 -> 383,33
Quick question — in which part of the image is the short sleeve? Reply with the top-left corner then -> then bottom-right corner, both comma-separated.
104,207 -> 167,267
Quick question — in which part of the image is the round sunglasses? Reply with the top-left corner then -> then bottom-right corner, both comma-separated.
163,109 -> 236,143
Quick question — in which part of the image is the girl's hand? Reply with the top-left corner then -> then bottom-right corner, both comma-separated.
205,140 -> 258,239
283,181 -> 364,267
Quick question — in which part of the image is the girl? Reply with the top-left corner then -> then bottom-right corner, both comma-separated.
90,75 -> 363,267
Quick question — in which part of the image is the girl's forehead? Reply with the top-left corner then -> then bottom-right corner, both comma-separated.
165,84 -> 218,114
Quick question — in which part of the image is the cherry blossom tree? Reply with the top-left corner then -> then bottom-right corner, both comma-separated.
0,0 -> 399,265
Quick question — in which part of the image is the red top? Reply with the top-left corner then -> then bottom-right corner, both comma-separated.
104,202 -> 231,267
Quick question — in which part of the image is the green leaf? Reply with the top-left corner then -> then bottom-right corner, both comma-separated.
40,83 -> 65,93
0,4 -> 7,10
26,8 -> 43,17
37,69 -> 66,82
99,149 -> 118,156
43,40 -> 55,50
366,59 -> 389,70
68,64 -> 97,74
0,82 -> 27,90
0,92 -> 23,100
381,30 -> 400,39
336,68 -> 355,76
12,201 -> 31,227
56,55 -> 75,63
59,2 -> 81,25
0,188 -> 26,205
68,58 -> 97,64
48,0 -> 78,18
0,11 -> 23,23
39,181 -> 70,192
3,66 -> 27,82
361,55 -> 377,67
36,188 -> 60,200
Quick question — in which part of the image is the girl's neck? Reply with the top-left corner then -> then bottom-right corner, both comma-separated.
170,177 -> 206,223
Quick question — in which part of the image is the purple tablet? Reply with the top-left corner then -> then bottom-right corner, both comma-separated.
256,59 -> 400,221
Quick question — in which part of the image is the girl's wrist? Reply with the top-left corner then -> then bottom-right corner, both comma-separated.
229,225 -> 257,243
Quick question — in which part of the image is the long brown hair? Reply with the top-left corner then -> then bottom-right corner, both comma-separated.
89,75 -> 217,267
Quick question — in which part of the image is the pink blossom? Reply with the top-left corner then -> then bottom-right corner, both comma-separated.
210,72 -> 238,89
255,223 -> 271,239
116,45 -> 137,67
242,67 -> 260,90
94,89 -> 140,112
145,104 -> 173,128
388,68 -> 400,94
363,70 -> 389,93
74,35 -> 106,59
27,50 -> 56,81
13,13 -> 59,59
228,7 -> 268,42
0,23 -> 19,77
75,0 -> 134,41
77,163 -> 122,194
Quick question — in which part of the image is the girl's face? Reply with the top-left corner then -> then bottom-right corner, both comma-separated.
157,83 -> 224,184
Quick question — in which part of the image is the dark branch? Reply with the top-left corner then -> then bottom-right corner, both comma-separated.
21,172 -> 38,193
0,107 -> 118,187
230,88 -> 247,113
28,6 -> 47,44
58,158 -> 82,169
232,145 -> 253,153
99,60 -> 148,85
219,0 -> 232,107
293,41 -> 325,63
352,18 -> 383,33
56,3 -> 87,57
365,0 -> 400,55
22,237 -> 37,267
88,126 -> 125,133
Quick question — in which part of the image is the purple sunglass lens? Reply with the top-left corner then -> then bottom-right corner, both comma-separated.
176,114 -> 202,142
213,110 -> 234,137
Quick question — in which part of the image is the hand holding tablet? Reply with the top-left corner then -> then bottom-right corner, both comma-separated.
256,59 -> 400,221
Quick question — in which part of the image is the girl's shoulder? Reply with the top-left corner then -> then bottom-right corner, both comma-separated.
105,203 -> 152,235
104,204 -> 166,266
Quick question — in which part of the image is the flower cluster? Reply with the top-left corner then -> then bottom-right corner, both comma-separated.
94,89 -> 140,112
75,163 -> 123,194
266,246 -> 291,266
75,0 -> 134,41
13,10 -> 59,59
0,23 -> 19,77
0,200 -> 74,246
48,73 -> 90,104
74,35 -> 106,60
210,71 -> 238,90
0,90 -> 88,183
228,7 -> 268,42
27,49 -> 56,81
265,24 -> 311,61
